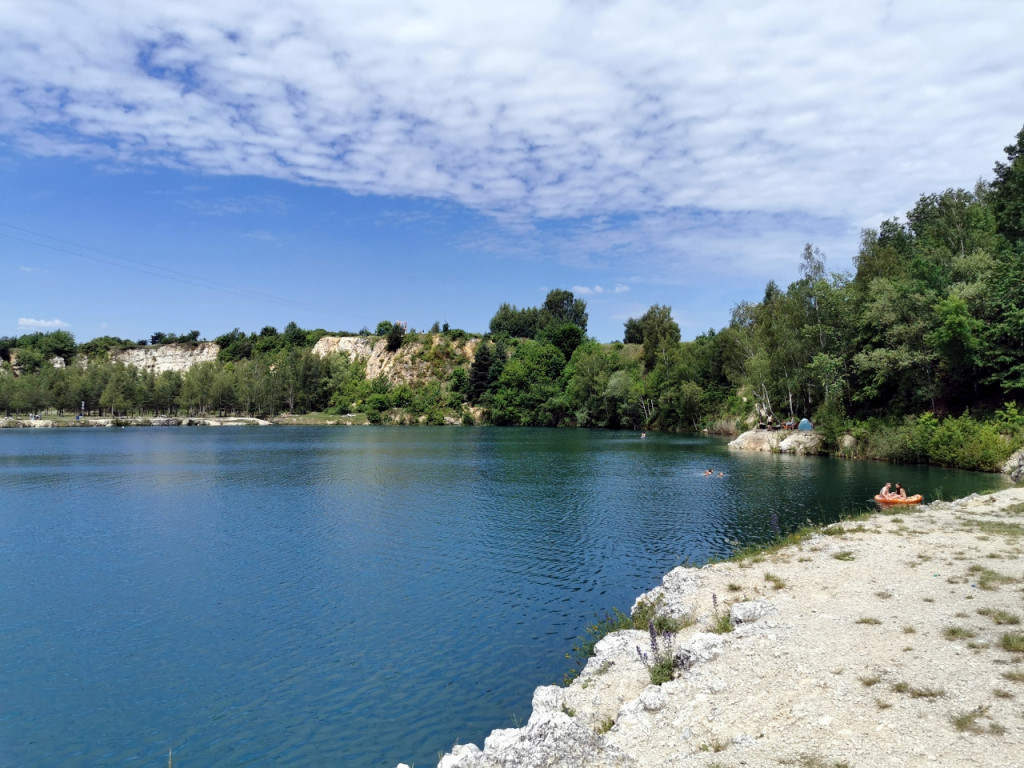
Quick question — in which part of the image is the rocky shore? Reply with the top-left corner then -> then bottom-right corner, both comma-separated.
415,487 -> 1024,768
0,416 -> 272,428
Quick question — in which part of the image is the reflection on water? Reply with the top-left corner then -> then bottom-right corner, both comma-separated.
0,427 -> 1004,767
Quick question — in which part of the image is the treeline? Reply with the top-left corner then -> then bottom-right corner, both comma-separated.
3,126 -> 1024,471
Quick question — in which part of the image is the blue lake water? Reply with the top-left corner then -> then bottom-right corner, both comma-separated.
0,427 -> 1006,767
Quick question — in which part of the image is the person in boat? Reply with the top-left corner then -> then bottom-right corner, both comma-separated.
879,482 -> 893,499
894,483 -> 908,498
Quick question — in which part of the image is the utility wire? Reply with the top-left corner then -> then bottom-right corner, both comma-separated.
0,221 -> 334,316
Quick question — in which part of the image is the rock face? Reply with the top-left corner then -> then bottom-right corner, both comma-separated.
727,429 -> 824,455
312,334 -> 478,387
110,342 -> 220,374
1003,447 -> 1024,483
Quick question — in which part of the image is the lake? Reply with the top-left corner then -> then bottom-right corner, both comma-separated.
0,427 -> 1006,767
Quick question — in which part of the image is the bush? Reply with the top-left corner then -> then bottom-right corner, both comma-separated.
928,413 -> 1013,471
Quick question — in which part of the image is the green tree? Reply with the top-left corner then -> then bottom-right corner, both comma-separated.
990,124 -> 1024,242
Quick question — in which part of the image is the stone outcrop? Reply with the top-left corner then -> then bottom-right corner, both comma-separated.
109,342 -> 220,374
312,334 -> 478,387
1003,447 -> 1024,483
727,428 -> 824,455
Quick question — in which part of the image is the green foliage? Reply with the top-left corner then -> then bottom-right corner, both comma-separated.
563,608 -> 633,685
386,323 -> 406,352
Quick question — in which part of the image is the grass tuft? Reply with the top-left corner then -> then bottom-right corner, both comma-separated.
832,550 -> 855,561
1000,632 -> 1024,653
944,626 -> 978,640
764,572 -> 786,590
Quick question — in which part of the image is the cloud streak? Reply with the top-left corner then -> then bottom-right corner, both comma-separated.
2,0 -> 1020,232
18,317 -> 70,329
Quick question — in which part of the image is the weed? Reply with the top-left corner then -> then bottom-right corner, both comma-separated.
699,739 -> 728,753
631,594 -> 693,633
903,625 -> 917,634
944,626 -> 977,640
856,617 -> 882,625
764,572 -> 786,590
833,551 -> 855,561
561,703 -> 576,717
891,681 -> 945,698
563,608 -> 633,685
596,717 -> 615,734
1000,632 -> 1024,653
993,688 -> 1014,699
636,620 -> 678,685
780,755 -> 851,768
875,698 -> 892,709
875,590 -> 893,599
1001,669 -> 1024,683
978,607 -> 1021,625
967,564 -> 1018,590
710,610 -> 733,635
859,674 -> 882,687
727,582 -> 742,592
950,705 -> 1005,734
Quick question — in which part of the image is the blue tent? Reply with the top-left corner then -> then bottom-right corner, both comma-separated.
798,418 -> 813,431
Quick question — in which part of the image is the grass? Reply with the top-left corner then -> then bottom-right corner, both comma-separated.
1001,669 -> 1024,683
699,739 -> 728,753
944,626 -> 978,640
631,594 -> 694,633
1000,632 -> 1024,653
832,550 -> 855,561
764,572 -> 786,590
858,674 -> 882,687
726,582 -> 743,592
993,688 -> 1014,699
967,564 -> 1018,590
891,681 -> 945,698
780,755 -> 851,768
596,717 -> 615,734
950,705 -> 1006,735
903,625 -> 917,634
856,617 -> 882,625
709,610 -> 734,634
562,608 -> 633,685
978,607 -> 1021,625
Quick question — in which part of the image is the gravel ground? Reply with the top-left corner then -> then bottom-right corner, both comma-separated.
426,487 -> 1024,768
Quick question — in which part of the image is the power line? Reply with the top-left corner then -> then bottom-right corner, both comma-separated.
0,221 -> 335,316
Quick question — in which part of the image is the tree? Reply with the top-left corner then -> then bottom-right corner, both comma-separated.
489,303 -> 540,338
386,323 -> 406,352
990,124 -> 1024,242
633,305 -> 681,372
540,289 -> 588,333
623,317 -> 643,344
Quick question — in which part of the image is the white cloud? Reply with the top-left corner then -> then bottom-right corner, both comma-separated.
1,0 -> 1021,279
572,284 -> 630,296
19,266 -> 45,273
18,317 -> 70,329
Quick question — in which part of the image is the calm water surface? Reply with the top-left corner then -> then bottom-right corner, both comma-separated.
0,427 -> 1005,767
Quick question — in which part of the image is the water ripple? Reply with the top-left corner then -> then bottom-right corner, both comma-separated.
0,427 -> 1003,767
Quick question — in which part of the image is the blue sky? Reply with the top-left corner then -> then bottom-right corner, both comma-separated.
2,0 -> 1023,344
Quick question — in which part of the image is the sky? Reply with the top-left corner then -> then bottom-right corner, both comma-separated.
2,1 -> 1023,344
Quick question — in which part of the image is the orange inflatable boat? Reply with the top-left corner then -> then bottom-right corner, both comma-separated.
874,494 -> 923,505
